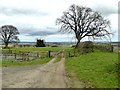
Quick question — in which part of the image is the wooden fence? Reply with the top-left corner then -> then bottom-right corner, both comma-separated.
2,49 -> 59,61
65,50 -> 80,57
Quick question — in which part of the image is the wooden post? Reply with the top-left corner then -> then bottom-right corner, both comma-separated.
27,53 -> 29,61
14,53 -> 16,60
48,51 -> 51,57
22,53 -> 25,61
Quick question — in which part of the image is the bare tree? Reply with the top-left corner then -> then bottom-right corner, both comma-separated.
56,4 -> 111,48
0,25 -> 19,48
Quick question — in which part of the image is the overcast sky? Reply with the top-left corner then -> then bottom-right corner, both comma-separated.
0,0 -> 118,42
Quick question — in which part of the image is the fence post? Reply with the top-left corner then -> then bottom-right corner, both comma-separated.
22,53 -> 25,61
14,53 -> 16,60
48,51 -> 51,57
27,53 -> 29,61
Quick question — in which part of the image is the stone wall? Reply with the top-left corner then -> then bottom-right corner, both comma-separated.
94,44 -> 113,52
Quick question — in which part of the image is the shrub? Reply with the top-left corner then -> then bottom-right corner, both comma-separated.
51,45 -> 58,47
36,39 -> 45,47
78,41 -> 94,54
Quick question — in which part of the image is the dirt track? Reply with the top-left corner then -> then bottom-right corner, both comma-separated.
2,55 -> 69,88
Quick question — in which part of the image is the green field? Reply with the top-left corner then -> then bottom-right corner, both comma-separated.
2,46 -> 73,56
65,51 -> 119,88
1,46 -> 119,88
3,45 -> 73,52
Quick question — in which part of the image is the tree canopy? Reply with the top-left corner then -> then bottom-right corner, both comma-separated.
0,25 -> 19,48
56,4 -> 111,47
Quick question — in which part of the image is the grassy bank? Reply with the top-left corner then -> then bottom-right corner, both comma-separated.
1,57 -> 52,67
65,51 -> 119,88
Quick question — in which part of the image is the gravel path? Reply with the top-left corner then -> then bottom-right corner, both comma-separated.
2,55 -> 69,88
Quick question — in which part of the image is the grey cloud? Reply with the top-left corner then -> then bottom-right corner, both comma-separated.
0,7 -> 49,16
0,22 -> 59,36
93,5 -> 117,16
15,24 -> 35,34
17,26 -> 60,36
27,31 -> 58,36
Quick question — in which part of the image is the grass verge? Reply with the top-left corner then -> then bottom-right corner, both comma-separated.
0,57 -> 52,67
65,51 -> 119,88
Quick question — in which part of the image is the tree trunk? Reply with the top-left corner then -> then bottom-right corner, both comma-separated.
75,40 -> 80,48
4,42 -> 8,48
